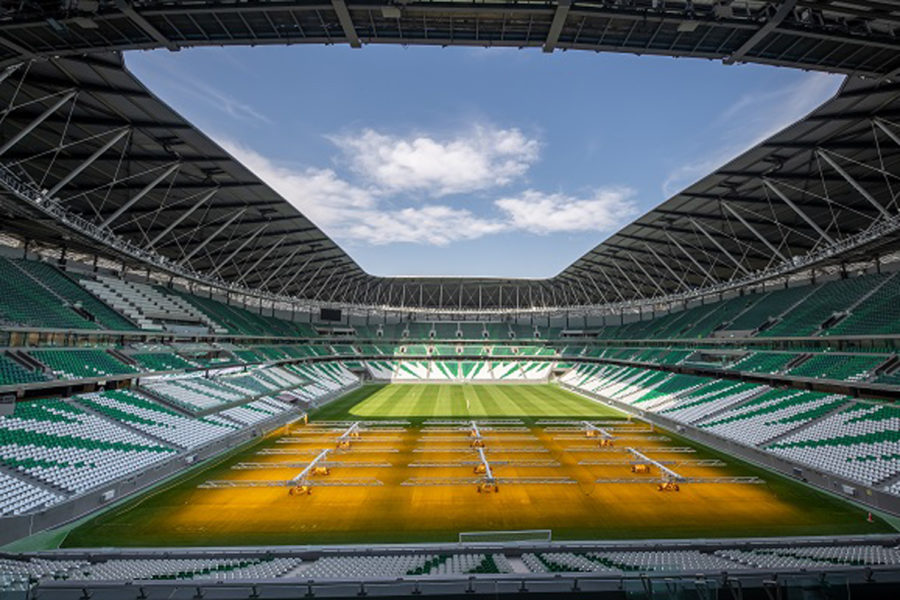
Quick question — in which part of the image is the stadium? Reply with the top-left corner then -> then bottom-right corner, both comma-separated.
1,1 -> 900,598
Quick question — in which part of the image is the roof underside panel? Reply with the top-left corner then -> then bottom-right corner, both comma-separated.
1,1 -> 900,77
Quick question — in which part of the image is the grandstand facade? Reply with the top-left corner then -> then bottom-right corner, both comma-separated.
1,1 -> 900,599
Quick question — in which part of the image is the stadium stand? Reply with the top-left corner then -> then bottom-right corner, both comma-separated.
0,354 -> 47,386
2,542 -> 897,592
130,352 -> 196,372
297,554 -> 511,578
0,471 -> 64,517
787,354 -> 884,381
560,363 -> 900,492
29,349 -> 137,380
76,390 -> 238,450
80,275 -> 226,334
727,352 -> 796,374
825,272 -> 900,336
0,398 -> 175,495
3,5 -> 900,594
0,258 -> 99,330
768,404 -> 900,488
13,261 -> 137,331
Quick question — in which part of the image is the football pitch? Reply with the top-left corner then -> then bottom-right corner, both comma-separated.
318,383 -> 625,419
62,384 -> 892,547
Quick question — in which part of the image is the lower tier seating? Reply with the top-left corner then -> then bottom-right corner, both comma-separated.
529,550 -> 741,573
2,544 -> 898,590
296,553 -> 510,578
0,381 -> 306,516
56,556 -> 303,581
559,364 -> 900,495
767,404 -> 900,487
76,390 -> 239,450
0,398 -> 174,495
0,471 -> 64,517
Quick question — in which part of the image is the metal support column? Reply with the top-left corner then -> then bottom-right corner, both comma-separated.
763,178 -> 835,245
0,89 -> 76,157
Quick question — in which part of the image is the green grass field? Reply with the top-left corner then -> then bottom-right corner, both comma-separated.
316,383 -> 625,420
62,384 -> 893,548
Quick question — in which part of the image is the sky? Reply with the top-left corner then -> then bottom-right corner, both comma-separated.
125,46 -> 843,278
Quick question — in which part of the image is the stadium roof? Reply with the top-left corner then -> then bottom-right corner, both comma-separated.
0,1 -> 899,311
2,1 -> 900,77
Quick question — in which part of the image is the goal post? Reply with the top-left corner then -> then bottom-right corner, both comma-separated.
458,529 -> 552,544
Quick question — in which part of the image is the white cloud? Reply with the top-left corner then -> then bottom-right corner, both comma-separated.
329,126 -> 539,196
345,205 -> 507,246
223,138 -> 506,246
220,139 -> 376,229
662,72 -> 842,197
495,188 -> 639,235
221,139 -> 635,249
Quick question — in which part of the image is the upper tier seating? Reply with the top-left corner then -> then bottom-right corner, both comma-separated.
3,260 -> 898,344
405,323 -> 431,340
30,349 -> 138,380
787,354 -> 883,382
509,324 -> 535,339
459,323 -> 484,339
0,258 -> 98,330
81,276 -> 226,333
331,344 -> 357,356
762,275 -> 886,337
233,348 -> 268,363
432,323 -> 458,339
725,285 -> 819,333
485,323 -> 509,339
256,346 -> 292,360
14,260 -> 137,331
825,272 -> 900,336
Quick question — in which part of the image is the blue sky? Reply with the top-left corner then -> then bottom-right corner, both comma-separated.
125,46 -> 842,278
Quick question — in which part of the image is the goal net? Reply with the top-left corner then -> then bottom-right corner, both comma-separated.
458,529 -> 552,544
